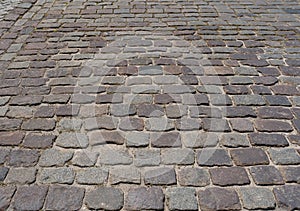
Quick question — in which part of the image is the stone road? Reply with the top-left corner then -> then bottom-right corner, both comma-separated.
0,0 -> 300,210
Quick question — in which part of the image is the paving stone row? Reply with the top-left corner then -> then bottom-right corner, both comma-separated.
0,0 -> 299,209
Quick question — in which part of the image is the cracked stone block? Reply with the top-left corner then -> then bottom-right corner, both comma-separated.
76,167 -> 108,185
161,148 -> 194,165
109,166 -> 140,184
178,167 -> 210,187
5,167 -> 36,184
210,167 -> 250,186
274,185 -> 300,210
198,187 -> 241,210
166,187 -> 198,210
7,149 -> 39,167
197,149 -> 232,166
45,185 -> 85,210
0,186 -> 16,210
240,187 -> 275,210
144,167 -> 176,185
39,167 -> 75,184
134,149 -> 160,167
85,187 -> 124,210
12,185 -> 48,211
56,132 -> 88,148
125,187 -> 164,210
39,148 -> 73,167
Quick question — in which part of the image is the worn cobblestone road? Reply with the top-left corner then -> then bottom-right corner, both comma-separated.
0,0 -> 300,210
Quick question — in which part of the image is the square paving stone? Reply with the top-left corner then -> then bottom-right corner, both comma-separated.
166,187 -> 198,210
45,185 -> 85,210
85,187 -> 124,210
125,187 -> 164,210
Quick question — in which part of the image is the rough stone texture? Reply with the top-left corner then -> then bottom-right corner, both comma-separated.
0,186 -> 16,210
274,185 -> 300,210
144,167 -> 176,185
109,166 -> 140,184
269,148 -> 300,165
197,149 -> 232,166
250,166 -> 284,185
240,187 -> 276,209
39,167 -> 75,184
85,187 -> 124,210
7,149 -> 39,167
178,167 -> 210,187
166,187 -> 198,210
39,148 -> 73,167
56,132 -> 88,148
45,185 -> 85,211
5,167 -> 36,184
161,148 -> 194,165
12,185 -> 48,211
210,167 -> 250,186
230,148 -> 269,166
125,187 -> 164,210
198,187 -> 241,210
76,168 -> 108,184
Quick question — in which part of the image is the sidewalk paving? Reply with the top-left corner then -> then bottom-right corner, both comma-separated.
0,0 -> 299,210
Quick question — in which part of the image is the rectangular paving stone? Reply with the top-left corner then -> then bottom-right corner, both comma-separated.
166,187 -> 198,211
210,167 -> 250,186
76,167 -> 108,185
230,148 -> 269,166
240,187 -> 276,210
197,149 -> 232,167
39,167 -> 75,184
250,165 -> 284,185
109,166 -> 140,184
144,167 -> 176,185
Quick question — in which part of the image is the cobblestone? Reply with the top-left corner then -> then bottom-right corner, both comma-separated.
1,0 -> 299,209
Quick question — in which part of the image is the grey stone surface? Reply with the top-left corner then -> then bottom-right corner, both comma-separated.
76,167 -> 108,184
39,167 -> 75,184
166,187 -> 198,210
5,167 -> 36,184
240,187 -> 276,209
39,148 -> 73,167
109,166 -> 140,184
178,167 -> 210,187
144,167 -> 176,185
56,132 -> 88,148
85,187 -> 124,210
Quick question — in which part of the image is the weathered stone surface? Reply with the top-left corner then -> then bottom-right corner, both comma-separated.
0,166 -> 9,181
45,185 -> 85,210
166,187 -> 198,210
23,133 -> 55,148
85,187 -> 124,210
182,132 -> 218,148
89,131 -> 125,145
8,149 -> 39,167
99,148 -> 132,165
151,132 -> 181,147
161,148 -> 194,165
197,149 -> 232,166
22,119 -> 55,131
125,132 -> 149,147
72,151 -> 98,167
144,167 -> 176,185
0,118 -> 22,131
255,119 -> 293,132
0,131 -> 24,146
39,167 -> 75,184
198,187 -> 241,210
249,133 -> 289,146
230,148 -> 269,166
125,187 -> 164,210
109,166 -> 140,184
250,166 -> 284,185
178,167 -> 210,187
5,167 -> 36,184
76,168 -> 108,185
39,148 -> 73,167
274,185 -> 300,210
269,148 -> 300,165
56,132 -> 88,148
210,167 -> 250,186
134,149 -> 160,167
119,117 -> 144,131
84,116 -> 118,130
220,134 -> 250,147
240,187 -> 275,209
280,166 -> 300,183
0,186 -> 16,210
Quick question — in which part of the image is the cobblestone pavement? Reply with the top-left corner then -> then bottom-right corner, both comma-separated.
0,0 -> 300,210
